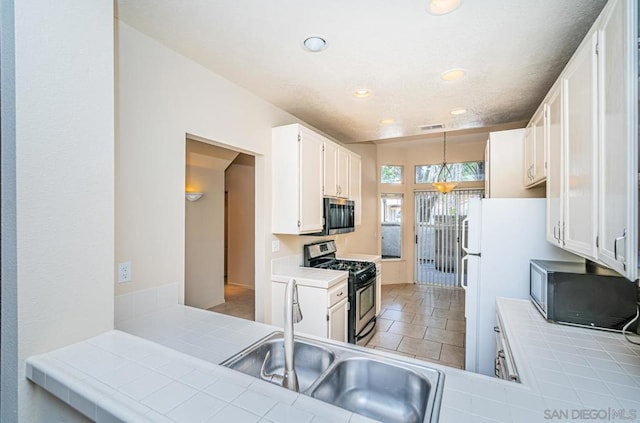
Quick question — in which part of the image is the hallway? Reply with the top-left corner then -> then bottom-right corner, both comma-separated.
208,284 -> 255,321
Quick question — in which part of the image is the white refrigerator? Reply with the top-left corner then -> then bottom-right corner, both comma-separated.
461,198 -> 582,376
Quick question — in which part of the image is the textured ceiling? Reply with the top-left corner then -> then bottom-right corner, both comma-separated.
117,0 -> 607,144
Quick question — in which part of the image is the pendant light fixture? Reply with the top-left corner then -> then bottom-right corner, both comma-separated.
432,132 -> 458,194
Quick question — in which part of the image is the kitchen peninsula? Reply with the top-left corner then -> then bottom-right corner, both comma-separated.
26,298 -> 640,422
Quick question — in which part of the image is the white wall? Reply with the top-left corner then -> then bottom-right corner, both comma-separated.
185,164 -> 226,309
116,21 -> 303,323
226,158 -> 256,289
10,1 -> 115,421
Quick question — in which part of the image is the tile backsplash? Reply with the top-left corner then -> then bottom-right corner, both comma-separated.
115,283 -> 179,323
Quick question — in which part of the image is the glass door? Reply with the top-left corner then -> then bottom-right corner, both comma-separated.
414,189 -> 483,286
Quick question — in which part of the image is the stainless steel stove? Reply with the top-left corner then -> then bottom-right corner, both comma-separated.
303,240 -> 377,346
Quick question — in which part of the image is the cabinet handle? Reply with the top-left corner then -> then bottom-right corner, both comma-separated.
493,326 -> 500,333
337,291 -> 344,297
553,224 -> 559,242
614,229 -> 627,262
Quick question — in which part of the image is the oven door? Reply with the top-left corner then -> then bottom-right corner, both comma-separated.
355,278 -> 376,336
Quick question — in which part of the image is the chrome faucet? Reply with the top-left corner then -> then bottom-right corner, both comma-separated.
283,278 -> 303,391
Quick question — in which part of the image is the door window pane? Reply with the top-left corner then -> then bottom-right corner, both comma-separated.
381,193 -> 403,259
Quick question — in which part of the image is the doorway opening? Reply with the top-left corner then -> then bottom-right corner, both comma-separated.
184,138 -> 256,320
414,189 -> 484,286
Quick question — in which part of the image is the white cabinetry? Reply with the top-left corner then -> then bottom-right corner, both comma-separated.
485,129 -> 544,198
546,83 -> 564,246
272,124 -> 324,234
542,0 -> 637,280
271,279 -> 348,342
523,106 -> 547,187
562,32 -> 599,261
324,142 -> 349,198
596,0 -> 637,279
349,153 -> 362,225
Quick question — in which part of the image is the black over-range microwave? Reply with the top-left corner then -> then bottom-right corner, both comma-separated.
307,198 -> 355,236
530,259 -> 639,332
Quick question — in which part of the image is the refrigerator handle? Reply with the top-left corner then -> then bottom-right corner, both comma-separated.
461,217 -> 469,253
460,255 -> 468,290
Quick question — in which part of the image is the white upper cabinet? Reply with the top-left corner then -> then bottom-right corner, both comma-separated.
596,0 -> 637,280
542,0 -> 637,281
324,142 -> 349,198
349,152 -> 362,225
562,32 -> 599,261
545,83 -> 564,246
272,124 -> 324,234
523,106 -> 547,187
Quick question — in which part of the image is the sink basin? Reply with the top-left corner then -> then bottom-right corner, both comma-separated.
220,332 -> 335,392
309,357 -> 437,423
222,332 -> 444,422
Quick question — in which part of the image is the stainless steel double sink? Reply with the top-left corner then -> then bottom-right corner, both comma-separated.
220,332 -> 444,423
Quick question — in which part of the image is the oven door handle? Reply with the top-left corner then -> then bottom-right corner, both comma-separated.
356,317 -> 377,341
356,277 -> 376,292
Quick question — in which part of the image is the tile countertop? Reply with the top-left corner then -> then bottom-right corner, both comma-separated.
495,297 -> 640,417
271,266 -> 348,289
25,299 -> 640,423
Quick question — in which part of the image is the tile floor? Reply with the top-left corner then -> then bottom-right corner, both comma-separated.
209,284 -> 255,321
365,283 -> 466,369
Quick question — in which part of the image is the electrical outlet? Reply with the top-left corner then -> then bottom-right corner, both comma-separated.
272,240 -> 280,252
118,261 -> 132,283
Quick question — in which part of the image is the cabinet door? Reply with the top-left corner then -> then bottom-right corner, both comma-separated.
323,142 -> 338,197
522,126 -> 534,186
327,298 -> 348,342
546,84 -> 564,246
349,153 -> 362,225
299,128 -> 325,233
532,108 -> 546,183
337,148 -> 350,198
597,0 -> 637,280
562,33 -> 599,260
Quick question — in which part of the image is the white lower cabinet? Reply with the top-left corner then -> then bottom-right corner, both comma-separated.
271,279 -> 348,342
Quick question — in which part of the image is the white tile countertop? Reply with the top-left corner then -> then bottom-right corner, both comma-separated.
494,297 -> 640,417
271,266 -> 348,289
26,300 -> 640,422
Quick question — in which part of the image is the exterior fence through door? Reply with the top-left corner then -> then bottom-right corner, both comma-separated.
414,189 -> 484,286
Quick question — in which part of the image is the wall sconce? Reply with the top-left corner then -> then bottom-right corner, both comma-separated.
185,192 -> 204,202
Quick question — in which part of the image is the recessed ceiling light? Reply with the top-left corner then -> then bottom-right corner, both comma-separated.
303,36 -> 327,52
440,68 -> 466,81
353,89 -> 371,98
427,0 -> 462,15
379,119 -> 395,125
450,107 -> 467,115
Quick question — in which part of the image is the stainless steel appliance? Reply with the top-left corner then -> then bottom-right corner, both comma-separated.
303,240 -> 377,345
530,259 -> 639,331
307,198 -> 355,236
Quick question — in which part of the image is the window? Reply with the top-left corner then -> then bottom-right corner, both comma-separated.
415,161 -> 485,184
381,165 -> 404,184
381,193 -> 403,259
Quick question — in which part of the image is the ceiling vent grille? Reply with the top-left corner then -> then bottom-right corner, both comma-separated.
418,123 -> 445,131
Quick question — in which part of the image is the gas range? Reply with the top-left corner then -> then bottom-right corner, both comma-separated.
303,240 -> 378,346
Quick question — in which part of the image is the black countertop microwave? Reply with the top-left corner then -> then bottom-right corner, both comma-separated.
530,259 -> 639,332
